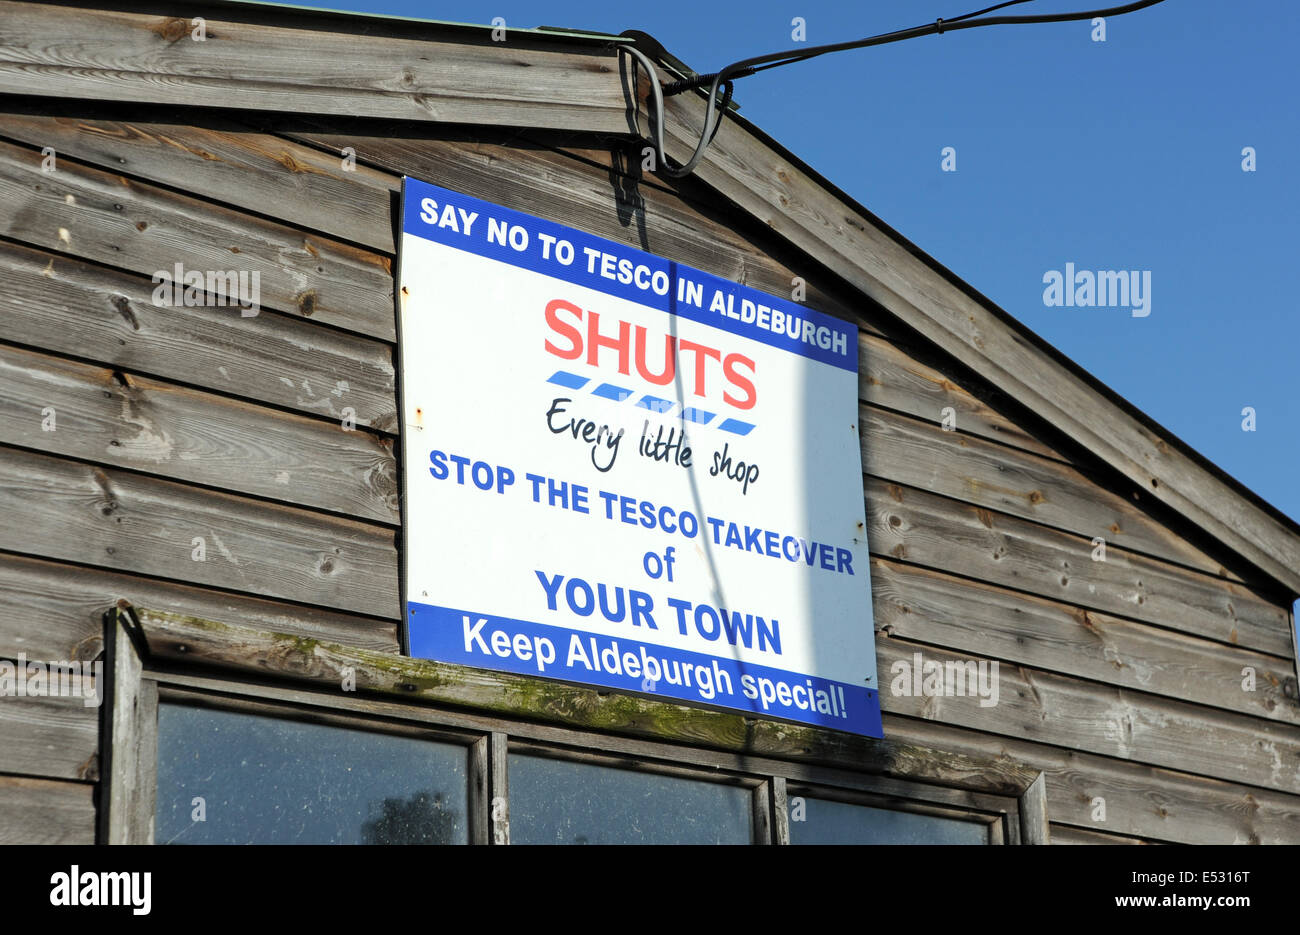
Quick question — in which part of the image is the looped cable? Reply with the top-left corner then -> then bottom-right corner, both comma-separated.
619,44 -> 733,179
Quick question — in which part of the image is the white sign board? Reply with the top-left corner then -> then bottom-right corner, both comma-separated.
399,177 -> 881,736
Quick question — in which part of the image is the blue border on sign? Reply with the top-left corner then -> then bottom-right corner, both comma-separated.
401,177 -> 858,373
410,601 -> 883,738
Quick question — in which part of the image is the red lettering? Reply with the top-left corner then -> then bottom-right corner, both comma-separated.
722,353 -> 757,409
586,311 -> 631,375
634,326 -> 676,385
678,339 -> 721,398
544,299 -> 583,360
543,299 -> 755,410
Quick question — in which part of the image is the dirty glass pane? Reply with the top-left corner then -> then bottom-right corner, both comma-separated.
155,703 -> 468,844
788,795 -> 990,844
509,753 -> 751,844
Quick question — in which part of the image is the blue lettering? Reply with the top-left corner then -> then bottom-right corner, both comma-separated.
535,570 -> 563,609
428,449 -> 448,480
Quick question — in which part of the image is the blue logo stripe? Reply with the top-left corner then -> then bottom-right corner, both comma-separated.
547,370 -> 589,390
636,394 -> 675,413
718,418 -> 756,436
592,382 -> 634,402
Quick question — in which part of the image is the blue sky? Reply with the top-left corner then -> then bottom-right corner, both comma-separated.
282,0 -> 1297,531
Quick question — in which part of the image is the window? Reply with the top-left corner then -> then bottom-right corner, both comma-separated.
508,749 -> 754,844
786,791 -> 994,845
155,702 -> 470,844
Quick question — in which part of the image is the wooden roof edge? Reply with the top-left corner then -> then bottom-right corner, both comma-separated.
7,0 -> 1297,599
36,0 -> 635,46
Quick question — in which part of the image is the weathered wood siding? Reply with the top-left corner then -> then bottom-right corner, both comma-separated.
1,3 -> 1297,845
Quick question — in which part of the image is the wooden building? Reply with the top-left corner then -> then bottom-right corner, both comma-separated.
1,0 -> 1298,845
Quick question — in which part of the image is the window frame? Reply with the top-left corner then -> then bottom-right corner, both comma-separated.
99,603 -> 1047,845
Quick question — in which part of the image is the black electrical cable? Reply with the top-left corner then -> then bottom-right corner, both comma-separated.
621,0 -> 1167,178
700,0 -> 1045,85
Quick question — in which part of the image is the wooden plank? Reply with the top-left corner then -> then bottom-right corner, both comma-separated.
863,406 -> 1240,580
876,637 -> 1300,795
131,606 -> 1042,799
867,477 -> 1292,657
871,558 -> 1299,725
489,731 -> 510,845
0,445 -> 399,618
0,676 -> 99,782
889,714 -> 1300,844
859,332 -> 1063,463
102,607 -> 155,844
0,774 -> 95,843
0,108 -> 398,252
0,137 -> 395,340
468,735 -> 489,846
0,551 -> 399,662
656,86 -> 1300,597
1050,824 -> 1151,845
0,240 -> 396,431
0,3 -> 630,133
283,129 -> 876,333
1019,773 -> 1050,845
537,135 -> 695,198
769,776 -> 789,846
0,342 -> 398,524
996,809 -> 1015,844
751,779 -> 773,844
